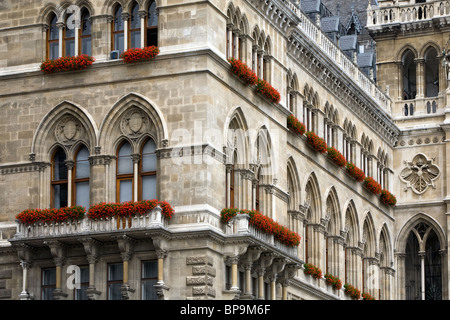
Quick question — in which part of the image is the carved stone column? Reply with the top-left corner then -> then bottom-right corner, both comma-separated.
15,243 -> 35,300
152,237 -> 170,300
240,246 -> 262,299
44,240 -> 68,299
79,237 -> 102,300
117,235 -> 136,299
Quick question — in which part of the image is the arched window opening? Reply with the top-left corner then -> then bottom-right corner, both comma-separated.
74,146 -> 90,208
130,3 -> 141,49
402,50 -> 417,100
80,9 -> 92,55
147,1 -> 158,47
112,6 -> 125,53
51,147 -> 68,209
64,14 -> 76,56
424,47 -> 439,98
116,141 -> 133,202
405,223 -> 442,300
140,138 -> 157,200
48,13 -> 59,60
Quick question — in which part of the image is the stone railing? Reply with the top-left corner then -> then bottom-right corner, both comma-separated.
367,0 -> 450,28
225,214 -> 298,258
295,7 -> 391,114
394,96 -> 443,118
13,207 -> 168,240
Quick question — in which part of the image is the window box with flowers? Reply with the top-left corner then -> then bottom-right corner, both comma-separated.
363,176 -> 382,195
346,162 -> 365,182
380,189 -> 397,206
40,54 -> 95,74
327,147 -> 347,167
305,131 -> 327,154
324,273 -> 343,290
303,263 -> 322,279
220,208 -> 301,247
121,46 -> 160,64
344,283 -> 361,300
287,114 -> 306,136
228,58 -> 258,86
255,78 -> 281,104
362,292 -> 376,300
16,206 -> 86,224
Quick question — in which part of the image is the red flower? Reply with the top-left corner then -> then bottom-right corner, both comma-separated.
304,263 -> 322,279
228,57 -> 258,86
121,46 -> 160,63
287,115 -> 306,136
380,189 -> 397,206
40,55 -> 95,74
344,283 -> 361,300
255,78 -> 281,104
327,147 -> 347,167
305,131 -> 327,154
363,176 -> 382,195
16,206 -> 86,224
346,162 -> 365,182
324,273 -> 343,290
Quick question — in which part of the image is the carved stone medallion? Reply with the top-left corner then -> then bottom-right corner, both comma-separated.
399,154 -> 440,194
55,116 -> 83,146
120,108 -> 150,139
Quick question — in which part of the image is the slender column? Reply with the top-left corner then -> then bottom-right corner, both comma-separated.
139,10 -> 146,48
122,13 -> 129,52
79,238 -> 101,300
44,240 -> 68,299
16,243 -> 35,300
229,256 -> 239,291
257,269 -> 265,299
132,154 -> 140,202
117,235 -> 135,299
416,59 -> 425,98
268,274 -> 276,300
156,250 -> 167,285
57,22 -> 64,58
66,160 -> 74,207
419,251 -> 426,300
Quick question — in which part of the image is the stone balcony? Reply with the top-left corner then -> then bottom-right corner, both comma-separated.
367,0 -> 450,29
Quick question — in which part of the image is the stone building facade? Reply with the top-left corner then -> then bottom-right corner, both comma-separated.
0,0 -> 447,300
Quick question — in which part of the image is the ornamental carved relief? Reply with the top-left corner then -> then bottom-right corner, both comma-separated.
55,116 -> 84,146
120,108 -> 150,139
399,154 -> 440,194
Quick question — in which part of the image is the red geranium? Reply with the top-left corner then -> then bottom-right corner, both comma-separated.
16,206 -> 86,224
380,189 -> 397,206
346,162 -> 365,182
325,273 -> 343,290
327,146 -> 347,167
121,46 -> 160,63
88,200 -> 174,220
304,263 -> 322,279
40,54 -> 95,74
344,283 -> 361,300
287,114 -> 306,136
255,78 -> 281,104
305,131 -> 327,154
228,57 -> 258,86
363,176 -> 382,195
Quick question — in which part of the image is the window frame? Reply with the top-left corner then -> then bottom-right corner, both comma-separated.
145,1 -> 158,47
73,145 -> 90,208
79,9 -> 92,56
47,13 -> 60,60
51,147 -> 68,209
116,140 -> 134,203
139,137 -> 158,201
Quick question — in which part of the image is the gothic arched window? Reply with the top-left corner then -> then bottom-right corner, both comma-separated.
51,147 -> 68,208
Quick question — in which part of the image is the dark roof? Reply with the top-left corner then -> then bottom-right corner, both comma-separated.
357,52 -> 374,68
321,16 -> 340,33
301,0 -> 321,13
339,35 -> 357,51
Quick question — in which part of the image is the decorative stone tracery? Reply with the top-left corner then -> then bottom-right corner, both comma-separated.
399,153 -> 440,194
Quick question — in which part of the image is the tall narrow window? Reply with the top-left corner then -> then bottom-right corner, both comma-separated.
112,6 -> 125,53
130,3 -> 141,49
64,15 -> 76,56
141,260 -> 158,300
42,267 -> 56,300
424,47 -> 439,98
80,9 -> 92,55
48,14 -> 59,59
402,50 -> 417,100
74,266 -> 90,300
51,148 -> 68,209
255,167 -> 261,211
74,146 -> 90,209
140,138 -> 157,200
107,263 -> 123,300
117,141 -> 133,202
146,1 -> 158,46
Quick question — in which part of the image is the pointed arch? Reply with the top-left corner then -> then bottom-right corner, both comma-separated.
362,212 -> 377,258
98,92 -> 168,154
224,107 -> 250,167
303,172 -> 321,224
324,186 -> 341,236
287,157 -> 301,212
31,101 -> 98,162
343,199 -> 359,247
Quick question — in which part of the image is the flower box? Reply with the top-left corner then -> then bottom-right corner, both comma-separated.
287,114 -> 306,136
16,206 -> 86,224
344,283 -> 361,300
380,189 -> 397,206
255,78 -> 281,104
303,263 -> 322,279
220,208 -> 301,247
362,292 -> 376,300
327,147 -> 347,167
228,58 -> 258,86
346,162 -> 365,182
363,176 -> 382,195
121,46 -> 160,63
40,54 -> 95,74
305,131 -> 327,154
324,273 -> 343,290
